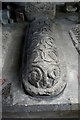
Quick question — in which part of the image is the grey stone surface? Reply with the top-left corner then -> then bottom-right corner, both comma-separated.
11,18 -> 78,106
2,22 -> 28,106
2,23 -> 28,75
2,0 -> 80,2
2,13 -> 79,118
69,24 -> 80,54
0,23 -> 2,120
0,23 -> 2,77
25,3 -> 56,21
22,17 -> 67,96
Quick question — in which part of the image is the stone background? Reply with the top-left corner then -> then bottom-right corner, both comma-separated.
1,2 -> 80,118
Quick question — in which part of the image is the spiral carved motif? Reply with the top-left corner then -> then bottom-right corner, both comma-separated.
28,65 -> 45,88
22,18 -> 67,96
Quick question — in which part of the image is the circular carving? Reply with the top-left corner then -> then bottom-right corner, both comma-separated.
47,66 -> 60,80
28,65 -> 44,87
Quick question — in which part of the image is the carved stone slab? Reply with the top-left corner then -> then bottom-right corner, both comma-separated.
22,17 -> 67,96
2,15 -> 78,118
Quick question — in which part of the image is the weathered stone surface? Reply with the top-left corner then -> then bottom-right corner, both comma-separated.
2,14 -> 78,118
69,24 -> 80,54
25,3 -> 56,21
22,17 -> 67,96
2,31 -> 12,65
2,22 -> 28,105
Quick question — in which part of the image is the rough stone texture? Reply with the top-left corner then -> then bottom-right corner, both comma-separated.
11,16 -> 78,105
2,31 -> 12,65
2,13 -> 79,118
2,23 -> 28,74
22,17 -> 67,96
2,22 -> 28,106
25,3 -> 56,21
0,23 -> 2,120
69,24 -> 80,54
0,23 -> 2,77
